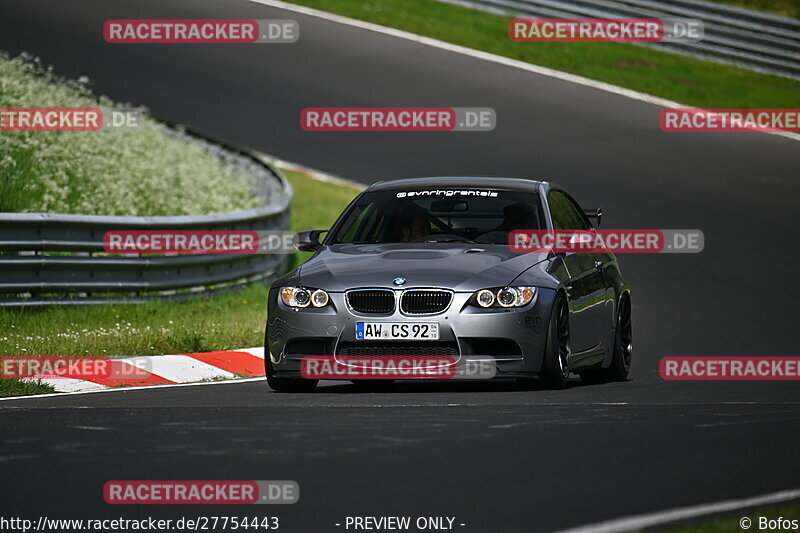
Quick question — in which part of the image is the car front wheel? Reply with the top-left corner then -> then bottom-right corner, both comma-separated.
579,294 -> 632,384
264,337 -> 319,393
605,294 -> 632,381
539,293 -> 571,389
266,375 -> 319,393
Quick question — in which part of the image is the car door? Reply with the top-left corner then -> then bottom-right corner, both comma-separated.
547,189 -> 608,356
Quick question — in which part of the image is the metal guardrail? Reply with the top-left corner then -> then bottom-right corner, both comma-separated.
436,0 -> 800,80
0,132 -> 293,307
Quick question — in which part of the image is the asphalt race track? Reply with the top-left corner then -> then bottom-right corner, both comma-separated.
1,0 -> 799,531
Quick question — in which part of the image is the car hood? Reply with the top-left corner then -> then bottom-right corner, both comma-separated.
298,243 -> 549,291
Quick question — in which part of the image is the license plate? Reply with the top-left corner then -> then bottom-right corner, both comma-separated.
356,322 -> 439,340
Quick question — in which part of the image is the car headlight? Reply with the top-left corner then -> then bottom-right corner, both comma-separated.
476,289 -> 495,307
311,289 -> 329,307
472,286 -> 537,308
281,287 -> 330,308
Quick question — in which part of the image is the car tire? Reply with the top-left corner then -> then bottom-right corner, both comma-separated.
266,375 -> 319,393
579,294 -> 632,384
263,333 -> 319,393
540,292 -> 570,389
605,294 -> 632,381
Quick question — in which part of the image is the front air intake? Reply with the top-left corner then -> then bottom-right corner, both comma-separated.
336,342 -> 459,357
346,289 -> 395,314
400,290 -> 453,315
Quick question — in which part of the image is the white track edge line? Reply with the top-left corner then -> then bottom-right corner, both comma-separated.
552,487 -> 800,533
247,0 -> 800,143
10,348 -> 268,395
256,151 -> 366,190
0,377 -> 267,402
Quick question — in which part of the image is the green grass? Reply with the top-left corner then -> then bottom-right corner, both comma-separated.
0,285 -> 272,359
0,55 -> 360,397
0,52 -> 259,216
286,169 -> 361,264
711,0 -> 800,19
0,169 -> 359,397
286,171 -> 360,232
0,378 -> 55,398
666,503 -> 800,532
284,0 -> 800,108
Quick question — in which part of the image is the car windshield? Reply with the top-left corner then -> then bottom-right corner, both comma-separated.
330,189 -> 544,244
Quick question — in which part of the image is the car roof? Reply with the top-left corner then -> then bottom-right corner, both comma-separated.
367,176 -> 544,192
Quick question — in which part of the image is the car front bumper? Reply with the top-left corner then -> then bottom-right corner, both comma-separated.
266,288 -> 556,379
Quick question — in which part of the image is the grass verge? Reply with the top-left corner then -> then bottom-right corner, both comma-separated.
711,0 -> 799,19
0,379 -> 55,398
0,52 -> 259,216
0,169 -> 359,397
284,0 -> 800,108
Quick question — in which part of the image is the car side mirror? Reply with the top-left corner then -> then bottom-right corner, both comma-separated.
584,207 -> 602,227
293,230 -> 327,252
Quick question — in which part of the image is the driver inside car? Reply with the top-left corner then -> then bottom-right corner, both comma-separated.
393,204 -> 432,242
475,202 -> 537,243
501,202 -> 536,231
